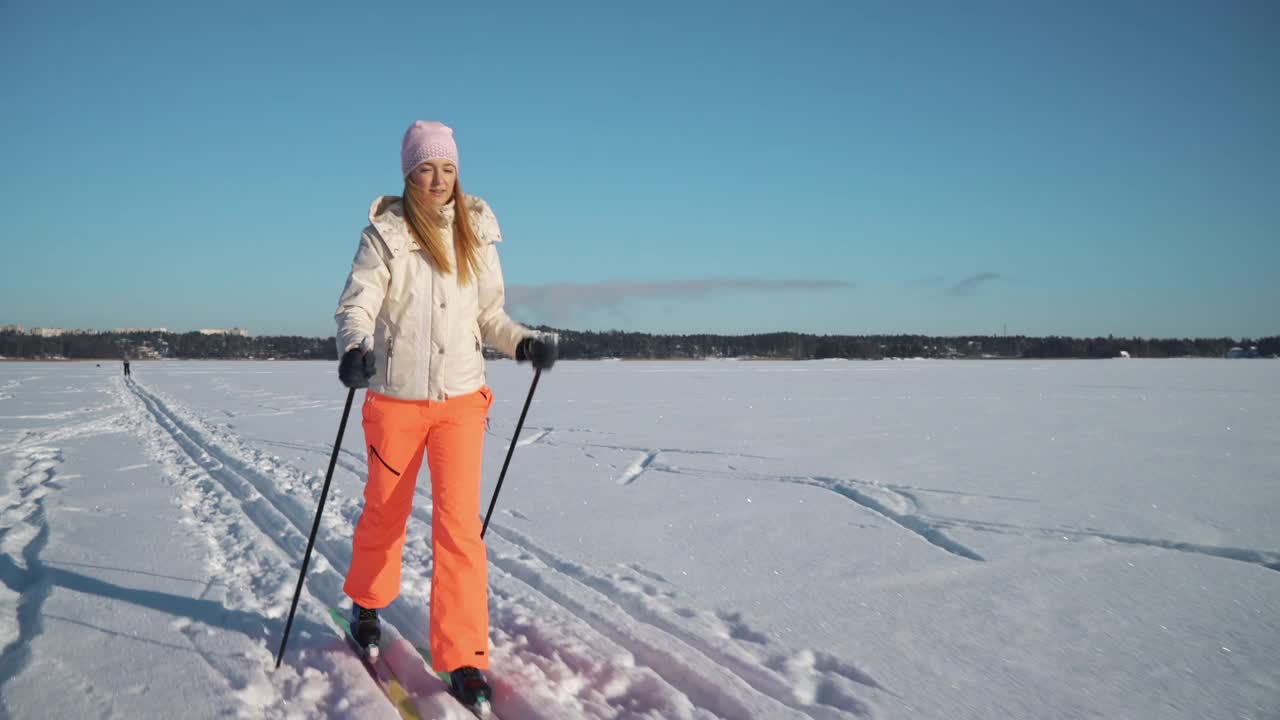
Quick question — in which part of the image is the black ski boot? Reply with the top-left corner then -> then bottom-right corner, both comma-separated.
448,666 -> 492,716
351,604 -> 381,658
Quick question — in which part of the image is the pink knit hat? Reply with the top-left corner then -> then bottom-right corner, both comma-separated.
401,121 -> 459,177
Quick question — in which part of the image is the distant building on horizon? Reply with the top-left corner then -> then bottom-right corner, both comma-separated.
1,324 -> 24,333
30,328 -> 103,337
198,328 -> 250,337
112,327 -> 170,334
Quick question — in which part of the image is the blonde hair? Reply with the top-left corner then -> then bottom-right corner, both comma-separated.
402,177 -> 481,286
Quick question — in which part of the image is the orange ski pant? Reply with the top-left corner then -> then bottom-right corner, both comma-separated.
343,386 -> 493,672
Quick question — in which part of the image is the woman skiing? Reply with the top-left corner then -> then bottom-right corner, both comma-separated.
334,120 -> 556,708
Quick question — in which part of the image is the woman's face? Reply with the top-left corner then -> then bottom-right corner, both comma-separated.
410,159 -> 457,207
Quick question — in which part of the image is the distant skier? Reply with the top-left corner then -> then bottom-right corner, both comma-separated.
334,120 -> 557,709
123,359 -> 131,377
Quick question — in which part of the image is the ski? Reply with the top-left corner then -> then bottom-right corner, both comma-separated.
328,607 -> 423,720
415,645 -> 494,719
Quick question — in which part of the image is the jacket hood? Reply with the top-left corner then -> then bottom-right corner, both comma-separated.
369,195 -> 404,225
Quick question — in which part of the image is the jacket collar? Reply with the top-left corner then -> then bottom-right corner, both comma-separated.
368,195 -> 459,253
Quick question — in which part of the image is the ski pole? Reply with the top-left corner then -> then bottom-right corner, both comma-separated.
275,386 -> 357,668
481,368 -> 541,538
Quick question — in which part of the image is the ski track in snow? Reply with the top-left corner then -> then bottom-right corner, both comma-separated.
0,412 -> 128,458
795,477 -> 984,562
0,376 -> 41,401
517,429 -> 551,447
484,521 -> 882,718
517,429 -> 984,563
522,428 -> 1280,575
210,381 -> 334,419
252,437 -> 368,468
128,377 -> 490,719
617,451 -> 660,486
0,403 -> 114,422
0,397 -> 137,710
118,378 -> 883,719
768,475 -> 1280,574
115,378 -> 368,719
0,446 -> 62,700
926,515 -> 1280,574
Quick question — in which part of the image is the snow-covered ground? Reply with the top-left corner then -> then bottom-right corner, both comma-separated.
0,359 -> 1276,719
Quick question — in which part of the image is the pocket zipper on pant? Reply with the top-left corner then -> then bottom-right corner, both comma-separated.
369,444 -> 401,476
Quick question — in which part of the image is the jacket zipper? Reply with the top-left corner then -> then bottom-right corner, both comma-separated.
385,338 -> 394,381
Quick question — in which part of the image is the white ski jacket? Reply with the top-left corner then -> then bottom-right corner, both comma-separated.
335,195 -> 531,401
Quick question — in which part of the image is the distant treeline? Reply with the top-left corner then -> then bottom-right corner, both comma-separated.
2,329 -> 1276,361
0,331 -> 333,361
541,329 -> 1279,360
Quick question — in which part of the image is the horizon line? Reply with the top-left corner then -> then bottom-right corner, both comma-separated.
3,325 -> 1276,342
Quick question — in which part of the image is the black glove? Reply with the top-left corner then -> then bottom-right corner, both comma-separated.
338,348 -> 376,388
515,334 -> 557,370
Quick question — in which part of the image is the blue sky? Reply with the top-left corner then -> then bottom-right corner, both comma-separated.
2,0 -> 1276,338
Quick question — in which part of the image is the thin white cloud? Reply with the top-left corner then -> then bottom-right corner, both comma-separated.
506,278 -> 853,324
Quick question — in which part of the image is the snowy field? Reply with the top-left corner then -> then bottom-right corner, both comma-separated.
0,358 -> 1276,720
